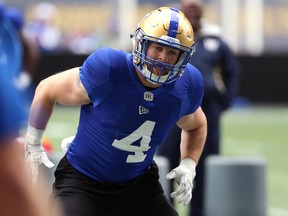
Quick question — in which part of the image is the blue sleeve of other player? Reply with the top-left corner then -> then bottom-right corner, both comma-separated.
0,14 -> 23,79
0,11 -> 24,140
0,73 -> 24,140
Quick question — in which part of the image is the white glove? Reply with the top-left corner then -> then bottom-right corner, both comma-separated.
61,135 -> 75,153
166,158 -> 197,205
25,125 -> 54,185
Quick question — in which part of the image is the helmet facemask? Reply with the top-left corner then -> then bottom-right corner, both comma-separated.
132,28 -> 195,85
131,7 -> 195,85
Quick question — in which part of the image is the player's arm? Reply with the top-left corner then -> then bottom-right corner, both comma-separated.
25,67 -> 90,184
29,67 -> 90,129
176,106 -> 207,163
166,107 -> 207,205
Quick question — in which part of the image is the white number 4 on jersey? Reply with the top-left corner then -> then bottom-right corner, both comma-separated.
112,120 -> 156,163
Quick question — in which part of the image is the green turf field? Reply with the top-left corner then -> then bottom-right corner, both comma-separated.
221,105 -> 288,216
45,104 -> 288,216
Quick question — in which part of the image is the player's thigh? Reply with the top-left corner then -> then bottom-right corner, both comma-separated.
136,193 -> 179,216
50,195 -> 102,216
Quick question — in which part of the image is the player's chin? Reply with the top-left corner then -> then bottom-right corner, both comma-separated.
152,68 -> 170,76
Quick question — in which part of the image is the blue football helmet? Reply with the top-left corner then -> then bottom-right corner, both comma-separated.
132,7 -> 195,84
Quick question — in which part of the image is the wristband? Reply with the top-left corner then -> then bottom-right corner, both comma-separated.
25,125 -> 44,145
180,158 -> 197,173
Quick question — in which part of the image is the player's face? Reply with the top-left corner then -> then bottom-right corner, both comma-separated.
146,42 -> 181,76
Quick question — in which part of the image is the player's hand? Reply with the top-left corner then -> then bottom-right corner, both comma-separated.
25,125 -> 54,185
25,143 -> 54,184
166,158 -> 197,205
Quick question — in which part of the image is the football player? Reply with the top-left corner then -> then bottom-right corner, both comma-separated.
0,4 -> 50,216
25,7 -> 207,216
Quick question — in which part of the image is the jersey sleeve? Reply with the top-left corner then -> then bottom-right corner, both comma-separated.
0,15 -> 24,140
79,48 -> 114,107
179,64 -> 204,117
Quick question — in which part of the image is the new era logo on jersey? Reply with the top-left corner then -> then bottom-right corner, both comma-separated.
139,106 -> 149,115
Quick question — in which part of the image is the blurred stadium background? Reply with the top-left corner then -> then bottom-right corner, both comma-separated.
7,0 -> 288,104
5,0 -> 288,215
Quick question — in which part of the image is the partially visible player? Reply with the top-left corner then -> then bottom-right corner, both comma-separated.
3,5 -> 40,119
0,3 -> 53,216
25,7 -> 207,216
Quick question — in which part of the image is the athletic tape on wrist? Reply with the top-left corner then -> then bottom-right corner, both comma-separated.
25,125 -> 44,145
180,158 -> 197,171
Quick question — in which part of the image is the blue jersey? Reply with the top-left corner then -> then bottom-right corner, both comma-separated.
66,48 -> 204,183
0,72 -> 23,140
0,8 -> 24,141
0,9 -> 22,79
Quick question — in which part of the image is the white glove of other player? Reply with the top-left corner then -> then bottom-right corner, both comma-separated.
25,125 -> 54,185
61,135 -> 75,153
166,158 -> 197,205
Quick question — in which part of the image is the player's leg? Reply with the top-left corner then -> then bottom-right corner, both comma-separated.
50,188 -> 104,216
122,161 -> 179,216
137,192 -> 178,216
49,156 -> 103,216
